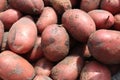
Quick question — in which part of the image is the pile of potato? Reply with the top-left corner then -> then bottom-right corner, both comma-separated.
0,0 -> 120,80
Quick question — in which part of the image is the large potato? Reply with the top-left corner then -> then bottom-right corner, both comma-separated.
88,29 -> 120,64
8,16 -> 37,54
8,0 -> 44,14
0,50 -> 35,80
41,24 -> 69,62
62,9 -> 96,42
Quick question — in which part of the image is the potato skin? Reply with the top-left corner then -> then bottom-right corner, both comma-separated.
8,16 -> 37,54
0,9 -> 22,30
36,7 -> 57,33
8,0 -> 44,14
62,9 -> 96,42
88,10 -> 115,29
100,0 -> 120,14
88,29 -> 120,64
0,50 -> 35,80
41,24 -> 69,62
80,0 -> 101,12
0,0 -> 7,12
50,51 -> 84,80
80,61 -> 111,80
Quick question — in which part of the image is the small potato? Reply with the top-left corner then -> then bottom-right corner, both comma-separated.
0,50 -> 35,80
34,58 -> 54,76
8,0 -> 44,14
114,14 -> 120,30
41,24 -> 70,62
0,0 -> 7,12
50,49 -> 84,80
8,16 -> 37,54
36,7 -> 57,33
62,9 -> 96,42
0,9 -> 22,30
50,0 -> 72,14
80,61 -> 111,80
88,10 -> 115,29
33,75 -> 52,80
80,0 -> 101,12
100,0 -> 120,14
88,29 -> 120,64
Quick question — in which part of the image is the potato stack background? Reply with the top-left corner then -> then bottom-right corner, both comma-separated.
0,0 -> 120,80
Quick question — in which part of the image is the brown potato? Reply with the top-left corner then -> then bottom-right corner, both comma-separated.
36,7 -> 57,33
8,0 -> 44,14
41,24 -> 70,62
62,9 -> 96,42
80,61 -> 111,80
8,16 -> 37,54
88,10 -> 115,29
0,9 -> 22,30
0,50 -> 35,80
88,29 -> 120,64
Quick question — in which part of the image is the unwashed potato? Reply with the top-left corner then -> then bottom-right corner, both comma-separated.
80,0 -> 101,12
34,58 -> 54,76
0,0 -> 7,12
41,24 -> 70,62
114,14 -> 120,30
0,50 -> 35,80
0,9 -> 22,30
36,7 -> 57,33
33,75 -> 53,80
80,61 -> 111,80
62,9 -> 96,42
100,0 -> 120,14
88,9 -> 115,29
8,0 -> 44,14
88,29 -> 120,64
50,47 -> 84,80
8,16 -> 37,54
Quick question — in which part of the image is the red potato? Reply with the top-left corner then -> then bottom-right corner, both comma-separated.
50,48 -> 84,80
80,61 -> 111,80
0,9 -> 22,30
50,0 -> 72,14
33,75 -> 53,80
8,0 -> 44,14
100,0 -> 120,14
0,50 -> 35,80
0,21 -> 4,50
36,7 -> 57,33
114,14 -> 120,30
8,16 -> 37,54
62,9 -> 96,42
41,24 -> 70,62
80,0 -> 101,12
88,29 -> 120,64
34,58 -> 54,76
27,36 -> 44,62
88,10 -> 114,29
0,0 -> 7,12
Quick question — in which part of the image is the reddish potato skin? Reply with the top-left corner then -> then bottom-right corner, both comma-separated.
114,14 -> 120,30
62,9 -> 96,42
0,50 -> 35,80
80,61 -> 111,80
8,0 -> 44,14
100,0 -> 120,14
36,7 -> 57,33
0,21 -> 4,50
41,24 -> 69,62
80,0 -> 101,12
88,10 -> 114,29
8,16 -> 37,54
34,58 -> 54,76
0,9 -> 22,30
33,75 -> 52,80
0,0 -> 7,12
88,29 -> 120,64
50,52 -> 84,80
